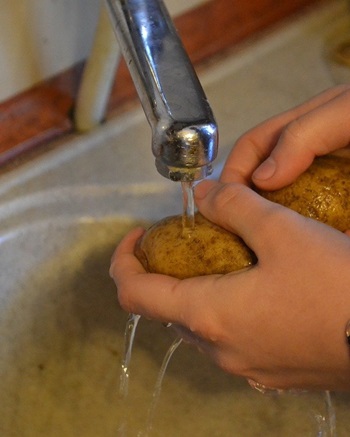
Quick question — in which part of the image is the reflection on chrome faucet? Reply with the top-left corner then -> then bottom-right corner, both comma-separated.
105,0 -> 218,181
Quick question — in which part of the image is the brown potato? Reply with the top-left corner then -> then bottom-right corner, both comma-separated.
135,212 -> 256,279
136,155 -> 350,278
258,155 -> 350,232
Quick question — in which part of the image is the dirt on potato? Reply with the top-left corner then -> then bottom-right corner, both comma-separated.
135,155 -> 350,278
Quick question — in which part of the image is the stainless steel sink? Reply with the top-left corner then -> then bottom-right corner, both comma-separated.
1,2 -> 349,435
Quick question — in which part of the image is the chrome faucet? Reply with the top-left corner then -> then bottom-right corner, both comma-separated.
104,0 -> 218,181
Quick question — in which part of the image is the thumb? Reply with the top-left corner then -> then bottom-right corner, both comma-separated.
195,180 -> 282,253
252,90 -> 350,190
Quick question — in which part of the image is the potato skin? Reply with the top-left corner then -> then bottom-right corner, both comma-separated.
257,155 -> 350,232
136,155 -> 350,279
135,212 -> 256,279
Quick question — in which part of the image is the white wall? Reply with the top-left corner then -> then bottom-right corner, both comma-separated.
0,0 -> 207,104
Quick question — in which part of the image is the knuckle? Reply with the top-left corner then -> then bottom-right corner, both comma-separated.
282,117 -> 330,156
211,183 -> 246,213
235,126 -> 271,156
181,298 -> 221,343
116,284 -> 133,313
213,354 -> 236,374
185,308 -> 215,339
261,202 -> 286,227
213,352 -> 252,377
253,201 -> 289,244
282,118 -> 306,143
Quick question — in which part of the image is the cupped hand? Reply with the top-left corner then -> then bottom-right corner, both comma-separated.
110,180 -> 350,391
221,85 -> 350,189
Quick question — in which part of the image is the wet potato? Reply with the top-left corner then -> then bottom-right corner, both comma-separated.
135,212 -> 256,279
258,155 -> 350,232
135,155 -> 350,279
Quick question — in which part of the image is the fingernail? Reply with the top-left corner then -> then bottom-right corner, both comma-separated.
194,180 -> 217,200
253,157 -> 276,181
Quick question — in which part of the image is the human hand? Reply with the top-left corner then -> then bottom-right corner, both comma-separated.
110,180 -> 350,391
221,85 -> 350,189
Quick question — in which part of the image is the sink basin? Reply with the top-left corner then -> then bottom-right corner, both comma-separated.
1,1 -> 350,435
0,185 -> 181,436
1,186 -> 349,437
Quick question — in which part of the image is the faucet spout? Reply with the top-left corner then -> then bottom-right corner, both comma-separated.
104,0 -> 218,181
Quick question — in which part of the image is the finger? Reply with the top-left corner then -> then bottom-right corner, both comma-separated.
220,85 -> 350,186
195,179 -> 289,253
252,88 -> 350,189
110,227 -> 178,318
110,227 -> 145,276
110,226 -> 223,328
171,324 -> 212,354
